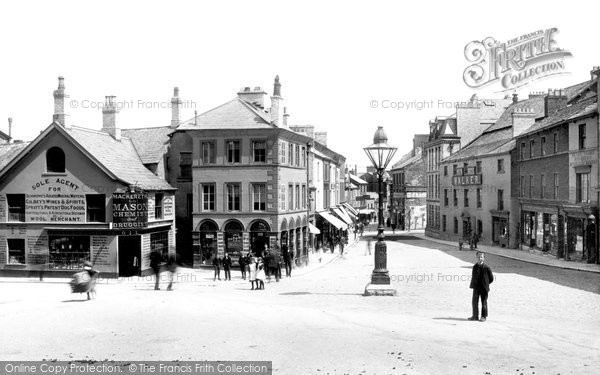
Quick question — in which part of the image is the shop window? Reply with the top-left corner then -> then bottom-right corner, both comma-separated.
7,239 -> 25,264
179,152 -> 192,179
226,140 -> 240,163
252,184 -> 266,211
497,159 -> 504,173
150,232 -> 169,258
279,141 -> 287,164
201,141 -> 215,164
46,147 -> 65,173
253,140 -> 266,163
48,236 -> 90,269
155,193 -> 164,219
576,173 -> 590,203
202,184 -> 215,211
578,124 -> 586,150
227,184 -> 240,211
7,194 -> 25,222
86,194 -> 105,222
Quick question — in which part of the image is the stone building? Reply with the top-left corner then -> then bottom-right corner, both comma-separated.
0,78 -> 176,277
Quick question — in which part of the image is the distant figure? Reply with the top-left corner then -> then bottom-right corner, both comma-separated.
150,249 -> 162,290
468,251 -> 494,322
316,244 -> 323,263
166,253 -> 177,291
283,246 -> 293,277
223,253 -> 232,281
365,237 -> 372,256
248,256 -> 257,290
239,253 -> 247,280
212,255 -> 221,281
255,259 -> 265,289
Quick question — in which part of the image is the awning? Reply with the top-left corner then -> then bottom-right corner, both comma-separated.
358,208 -> 375,214
342,202 -> 359,216
339,205 -> 357,220
318,211 -> 348,230
333,206 -> 353,226
308,223 -> 321,234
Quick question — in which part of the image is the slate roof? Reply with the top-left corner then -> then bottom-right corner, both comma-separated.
121,126 -> 173,164
483,96 -> 546,133
391,148 -> 422,170
519,96 -> 597,137
177,98 -> 274,130
64,125 -> 174,190
0,142 -> 30,171
443,127 -> 514,162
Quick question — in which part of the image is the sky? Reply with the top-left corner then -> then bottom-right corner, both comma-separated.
1,0 -> 598,172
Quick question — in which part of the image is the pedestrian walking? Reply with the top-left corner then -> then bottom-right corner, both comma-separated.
339,236 -> 345,255
166,253 -> 178,291
212,254 -> 221,281
468,251 -> 494,322
223,253 -> 232,281
283,246 -> 293,277
239,253 -> 247,280
272,248 -> 282,282
150,248 -> 162,290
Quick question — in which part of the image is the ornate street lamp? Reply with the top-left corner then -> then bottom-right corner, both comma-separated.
363,126 -> 397,296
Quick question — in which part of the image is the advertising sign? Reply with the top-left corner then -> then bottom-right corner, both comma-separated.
112,193 -> 148,229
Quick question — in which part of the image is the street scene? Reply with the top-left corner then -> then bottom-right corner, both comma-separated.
2,1 -> 600,374
1,231 -> 599,374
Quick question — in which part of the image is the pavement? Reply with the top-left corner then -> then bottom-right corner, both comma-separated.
397,230 -> 600,274
1,234 -> 599,374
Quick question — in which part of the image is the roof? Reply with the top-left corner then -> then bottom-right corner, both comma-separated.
121,126 -> 173,164
177,98 -> 274,130
443,127 -> 515,162
348,174 -> 368,185
519,96 -> 598,137
0,123 -> 174,191
391,148 -> 422,170
483,95 -> 546,133
64,126 -> 174,190
0,142 -> 30,171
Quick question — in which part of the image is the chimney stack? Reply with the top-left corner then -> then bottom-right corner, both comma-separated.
283,107 -> 290,127
315,131 -> 328,146
53,76 -> 70,128
170,87 -> 182,128
270,75 -> 284,127
512,107 -> 537,137
237,86 -> 267,108
544,89 -> 567,117
101,96 -> 121,140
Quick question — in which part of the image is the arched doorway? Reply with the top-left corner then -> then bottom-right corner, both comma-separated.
198,220 -> 218,265
250,220 -> 271,257
224,220 -> 244,258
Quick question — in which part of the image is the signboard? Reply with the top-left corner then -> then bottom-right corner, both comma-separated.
163,195 -> 174,218
217,232 -> 225,257
242,232 -> 250,252
407,192 -> 426,198
112,193 -> 148,229
452,174 -> 482,186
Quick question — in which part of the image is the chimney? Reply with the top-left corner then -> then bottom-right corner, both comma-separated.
512,107 -> 537,137
283,107 -> 290,127
512,92 -> 518,104
170,87 -> 182,128
544,89 -> 567,117
270,75 -> 284,127
315,131 -> 327,146
101,96 -> 121,140
590,66 -> 600,80
53,76 -> 70,128
8,117 -> 13,143
237,86 -> 267,108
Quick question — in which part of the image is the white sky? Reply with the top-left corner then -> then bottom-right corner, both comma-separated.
1,0 -> 598,171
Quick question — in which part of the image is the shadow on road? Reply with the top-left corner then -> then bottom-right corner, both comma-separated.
390,236 -> 600,294
432,317 -> 469,322
279,291 -> 363,296
61,299 -> 89,303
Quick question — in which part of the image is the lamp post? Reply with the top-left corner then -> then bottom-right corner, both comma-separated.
363,126 -> 397,296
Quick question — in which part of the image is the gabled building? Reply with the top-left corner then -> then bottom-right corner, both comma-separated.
516,70 -> 599,263
0,78 -> 176,277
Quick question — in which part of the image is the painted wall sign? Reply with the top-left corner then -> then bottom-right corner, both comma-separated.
25,193 -> 86,223
112,193 -> 148,229
452,174 -> 483,186
217,232 -> 225,257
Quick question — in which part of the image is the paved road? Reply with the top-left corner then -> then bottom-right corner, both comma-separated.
384,234 -> 600,294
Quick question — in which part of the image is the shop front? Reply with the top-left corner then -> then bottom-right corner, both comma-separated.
491,211 -> 509,248
249,220 -> 272,257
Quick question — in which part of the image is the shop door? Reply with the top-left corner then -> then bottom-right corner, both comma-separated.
118,235 -> 141,277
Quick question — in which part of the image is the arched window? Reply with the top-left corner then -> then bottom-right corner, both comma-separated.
46,147 -> 65,173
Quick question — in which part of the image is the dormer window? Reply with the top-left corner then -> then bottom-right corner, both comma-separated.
46,147 -> 65,173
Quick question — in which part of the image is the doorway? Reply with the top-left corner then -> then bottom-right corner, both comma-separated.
118,235 -> 141,277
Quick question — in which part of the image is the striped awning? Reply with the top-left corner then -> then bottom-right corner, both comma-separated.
342,202 -> 359,216
318,211 -> 347,230
333,206 -> 353,226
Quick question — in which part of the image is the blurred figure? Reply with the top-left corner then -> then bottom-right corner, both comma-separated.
284,246 -> 293,277
239,252 -> 247,280
212,254 -> 221,281
365,237 -> 372,256
150,248 -> 162,290
223,253 -> 232,281
166,253 -> 178,291
248,256 -> 257,290
316,243 -> 323,263
255,258 -> 265,290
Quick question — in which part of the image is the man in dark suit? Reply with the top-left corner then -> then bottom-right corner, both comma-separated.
468,251 -> 494,322
222,253 -> 232,281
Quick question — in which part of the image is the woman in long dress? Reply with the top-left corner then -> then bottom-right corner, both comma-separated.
248,256 -> 257,290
